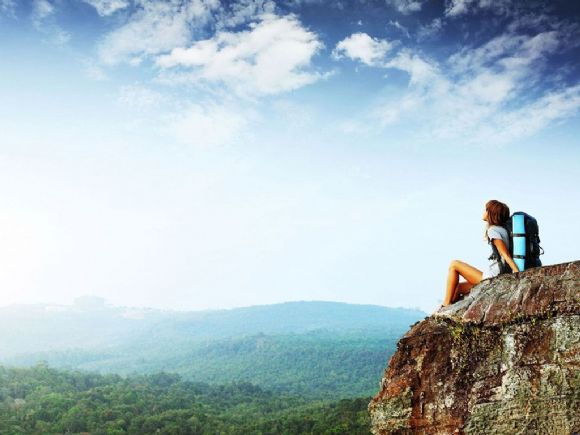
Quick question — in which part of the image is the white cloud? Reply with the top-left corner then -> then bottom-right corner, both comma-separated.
118,84 -> 165,110
32,0 -> 55,22
388,20 -> 410,38
456,71 -> 514,104
448,33 -> 525,72
445,0 -> 512,17
383,49 -> 439,87
283,0 -> 348,11
448,31 -> 559,85
0,0 -> 16,18
82,0 -> 130,16
467,85 -> 580,145
386,0 -> 424,15
368,91 -> 427,128
445,0 -> 470,16
166,102 -> 255,148
98,0 -> 220,65
332,32 -> 393,66
214,0 -> 276,29
83,58 -> 108,81
156,12 -> 327,98
341,28 -> 580,146
269,98 -> 318,129
417,18 -> 443,41
283,0 -> 320,4
31,0 -> 71,45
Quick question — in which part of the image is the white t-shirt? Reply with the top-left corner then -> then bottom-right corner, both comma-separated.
482,225 -> 510,280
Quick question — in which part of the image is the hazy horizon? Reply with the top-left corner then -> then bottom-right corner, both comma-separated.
1,0 -> 579,314
0,294 -> 429,314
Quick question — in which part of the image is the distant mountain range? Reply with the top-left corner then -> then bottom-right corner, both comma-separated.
0,299 -> 426,398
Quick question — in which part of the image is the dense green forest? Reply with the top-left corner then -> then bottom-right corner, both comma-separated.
8,332 -> 399,399
1,301 -> 423,399
0,301 -> 423,433
0,364 -> 372,435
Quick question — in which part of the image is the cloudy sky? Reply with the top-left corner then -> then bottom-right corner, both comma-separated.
1,0 -> 579,313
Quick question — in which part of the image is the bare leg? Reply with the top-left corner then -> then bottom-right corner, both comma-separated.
453,281 -> 476,302
443,260 -> 483,306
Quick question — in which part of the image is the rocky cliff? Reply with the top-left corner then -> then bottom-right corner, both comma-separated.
368,260 -> 580,435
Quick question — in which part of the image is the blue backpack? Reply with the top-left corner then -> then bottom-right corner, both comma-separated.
503,212 -> 544,272
488,211 -> 544,273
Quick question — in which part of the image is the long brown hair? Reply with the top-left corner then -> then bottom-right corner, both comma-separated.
486,200 -> 510,225
484,199 -> 510,240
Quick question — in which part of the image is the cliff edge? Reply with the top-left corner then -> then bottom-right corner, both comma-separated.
368,260 -> 580,435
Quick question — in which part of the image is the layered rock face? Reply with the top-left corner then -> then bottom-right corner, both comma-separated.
369,261 -> 580,435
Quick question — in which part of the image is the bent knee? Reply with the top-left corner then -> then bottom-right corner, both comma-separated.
449,259 -> 461,269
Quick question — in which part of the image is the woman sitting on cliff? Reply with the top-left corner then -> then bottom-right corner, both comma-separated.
441,200 -> 520,308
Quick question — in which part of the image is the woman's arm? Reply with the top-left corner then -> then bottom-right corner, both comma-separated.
492,239 -> 520,273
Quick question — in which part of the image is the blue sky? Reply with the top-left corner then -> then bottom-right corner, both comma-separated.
1,0 -> 579,312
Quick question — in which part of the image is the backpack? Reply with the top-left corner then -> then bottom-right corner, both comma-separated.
489,211 -> 544,273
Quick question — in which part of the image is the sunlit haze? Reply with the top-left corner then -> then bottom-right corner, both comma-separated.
1,0 -> 579,313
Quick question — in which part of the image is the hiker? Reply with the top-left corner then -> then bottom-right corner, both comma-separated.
440,200 -> 520,308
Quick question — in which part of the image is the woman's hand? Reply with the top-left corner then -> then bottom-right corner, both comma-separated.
492,239 -> 520,273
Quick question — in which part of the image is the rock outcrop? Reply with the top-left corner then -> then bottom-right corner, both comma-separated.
369,260 -> 580,435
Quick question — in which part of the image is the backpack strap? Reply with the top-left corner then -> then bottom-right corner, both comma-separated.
488,236 -> 511,274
